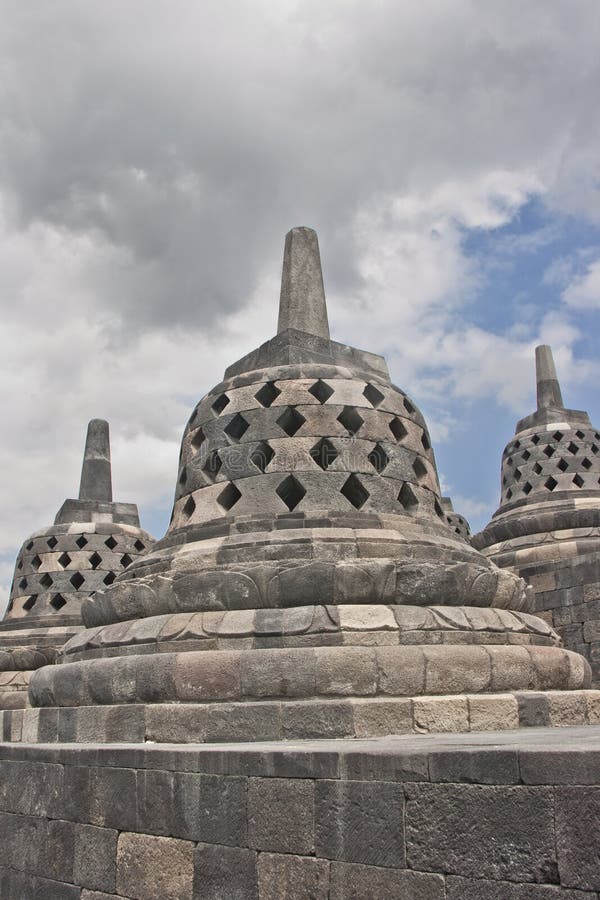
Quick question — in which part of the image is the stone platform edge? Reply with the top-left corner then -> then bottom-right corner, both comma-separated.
3,689 -> 600,745
1,727 -> 600,897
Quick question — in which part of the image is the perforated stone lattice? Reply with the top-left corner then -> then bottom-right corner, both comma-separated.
499,426 -> 600,504
8,526 -> 153,619
172,373 -> 441,527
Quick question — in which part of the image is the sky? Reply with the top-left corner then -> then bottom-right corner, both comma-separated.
1,0 -> 599,611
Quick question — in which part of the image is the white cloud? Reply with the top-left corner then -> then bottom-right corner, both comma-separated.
563,256 -> 600,309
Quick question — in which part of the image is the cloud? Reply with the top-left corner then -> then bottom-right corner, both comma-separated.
1,0 -> 600,603
562,255 -> 600,309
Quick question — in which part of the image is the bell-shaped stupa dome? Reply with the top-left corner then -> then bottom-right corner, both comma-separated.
28,230 -> 591,741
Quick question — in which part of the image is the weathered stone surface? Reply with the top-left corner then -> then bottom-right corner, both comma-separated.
405,784 -> 557,882
193,843 -> 258,900
329,862 -> 445,900
248,777 -> 314,854
74,824 -> 118,892
173,772 -> 247,845
258,853 -> 330,900
315,780 -> 405,868
446,876 -> 594,899
116,832 -> 194,900
556,787 -> 600,890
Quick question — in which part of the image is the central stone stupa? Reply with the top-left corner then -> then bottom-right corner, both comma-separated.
28,227 -> 592,741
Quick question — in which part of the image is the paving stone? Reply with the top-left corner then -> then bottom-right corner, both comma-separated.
315,780 -> 405,868
117,832 -> 194,900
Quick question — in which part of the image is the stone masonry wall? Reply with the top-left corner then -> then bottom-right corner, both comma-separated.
1,731 -> 600,898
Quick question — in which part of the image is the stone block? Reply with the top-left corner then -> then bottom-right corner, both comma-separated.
406,784 -> 556,882
446,876 -> 593,898
90,767 -> 137,831
377,645 -> 426,695
329,862 -> 445,900
351,698 -> 413,737
74,824 -> 118,892
248,777 -> 314,854
516,692 -> 550,727
257,853 -> 330,900
280,700 -> 354,739
413,696 -> 469,733
315,780 -> 405,868
315,647 -> 378,695
241,648 -> 316,698
173,772 -> 247,845
136,768 -> 175,835
428,748 -> 519,784
193,843 -> 257,900
556,787 -> 600,890
117,832 -> 194,900
467,694 -> 519,732
487,646 -> 533,692
43,818 -> 76,883
546,691 -> 587,726
174,651 -> 241,701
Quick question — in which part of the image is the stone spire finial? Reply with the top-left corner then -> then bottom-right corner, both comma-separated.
78,419 -> 113,502
536,345 -> 564,411
277,226 -> 330,340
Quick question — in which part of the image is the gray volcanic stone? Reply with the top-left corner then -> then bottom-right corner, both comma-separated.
248,777 -> 314,854
258,853 -> 330,900
329,863 -> 445,900
556,787 -> 600,890
193,843 -> 258,900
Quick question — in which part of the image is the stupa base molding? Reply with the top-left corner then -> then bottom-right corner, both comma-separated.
2,689 -> 599,744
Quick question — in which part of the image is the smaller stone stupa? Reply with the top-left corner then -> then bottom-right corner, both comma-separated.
474,346 -> 600,679
0,419 -> 154,708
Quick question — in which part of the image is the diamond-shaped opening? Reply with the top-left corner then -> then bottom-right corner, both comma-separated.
412,457 -> 428,481
543,445 -> 554,458
103,537 -> 117,551
191,427 -> 206,451
202,449 -> 222,483
434,498 -> 445,519
514,440 -> 521,450
255,381 -> 281,408
421,431 -> 431,452
224,413 -> 250,443
217,482 -> 242,511
544,476 -> 558,492
70,572 -> 85,589
531,434 -> 540,445
103,572 -> 116,586
573,473 -> 584,488
276,406 -> 306,437
567,442 -> 578,455
26,541 -> 34,551
404,397 -> 415,414
582,457 -> 592,470
506,457 -> 513,466
276,475 -> 306,511
120,553 -> 133,567
596,433 -> 600,441
337,406 -> 364,436
389,417 -> 408,442
523,482 -> 533,495
533,462 -> 543,475
513,467 -> 522,481
553,431 -> 563,442
182,495 -> 196,520
47,536 -> 58,549
76,536 -> 89,549
592,444 -> 599,455
201,449 -> 221,483
310,437 -> 339,471
308,379 -> 334,404
502,476 -> 507,486
368,442 -> 389,474
506,488 -> 513,499
18,578 -> 27,590
576,430 -> 586,439
31,554 -> 42,571
250,441 -> 275,474
17,560 -> 23,570
23,595 -> 38,611
522,449 -> 531,461
39,573 -> 53,589
211,393 -> 230,416
340,474 -> 370,509
50,593 -> 67,611
58,552 -> 71,568
398,482 -> 418,511
557,458 -> 568,472
89,552 -> 102,570
134,539 -> 145,552
363,383 -> 385,408
178,467 -> 188,488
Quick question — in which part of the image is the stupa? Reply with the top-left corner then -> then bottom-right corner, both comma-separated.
17,229 -> 594,742
474,345 -> 600,680
0,419 -> 154,708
